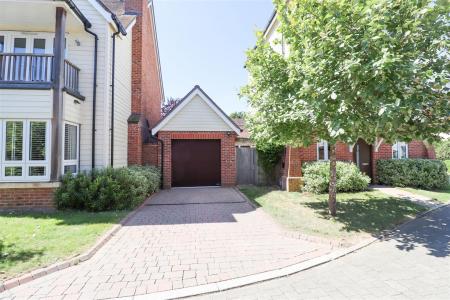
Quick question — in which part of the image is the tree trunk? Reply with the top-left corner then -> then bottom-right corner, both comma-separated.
328,143 -> 337,216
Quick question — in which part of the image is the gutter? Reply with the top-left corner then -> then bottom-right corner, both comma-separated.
152,134 -> 164,189
61,0 -> 92,28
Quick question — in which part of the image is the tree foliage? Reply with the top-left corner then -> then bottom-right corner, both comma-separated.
229,111 -> 247,119
161,97 -> 182,117
242,0 -> 449,147
435,138 -> 450,160
241,0 -> 449,215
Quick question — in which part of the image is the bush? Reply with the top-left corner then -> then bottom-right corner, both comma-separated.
302,161 -> 371,194
376,159 -> 448,190
435,139 -> 450,160
55,166 -> 160,211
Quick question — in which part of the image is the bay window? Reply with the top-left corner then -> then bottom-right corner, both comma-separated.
63,123 -> 79,175
317,140 -> 330,161
392,142 -> 408,159
0,120 -> 50,181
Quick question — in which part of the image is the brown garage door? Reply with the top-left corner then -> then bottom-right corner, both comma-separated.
171,139 -> 221,187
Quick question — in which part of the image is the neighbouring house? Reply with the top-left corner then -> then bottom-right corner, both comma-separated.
0,0 -> 163,209
233,118 -> 254,148
152,85 -> 241,189
260,12 -> 436,192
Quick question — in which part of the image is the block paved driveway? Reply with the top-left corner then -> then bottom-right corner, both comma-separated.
1,187 -> 331,300
192,204 -> 450,300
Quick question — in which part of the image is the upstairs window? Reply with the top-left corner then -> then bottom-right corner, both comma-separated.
392,142 -> 408,159
317,140 -> 330,161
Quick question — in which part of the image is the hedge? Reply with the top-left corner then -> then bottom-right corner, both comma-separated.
302,161 -> 371,194
376,159 -> 448,190
55,166 -> 160,211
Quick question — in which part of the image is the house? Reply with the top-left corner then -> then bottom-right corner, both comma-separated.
0,0 -> 163,209
152,85 -> 241,189
233,118 -> 254,148
261,12 -> 436,192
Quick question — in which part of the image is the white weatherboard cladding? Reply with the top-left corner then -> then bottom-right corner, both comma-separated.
63,93 -> 82,124
0,89 -> 53,119
159,95 -> 232,132
70,0 -> 112,171
111,32 -> 132,168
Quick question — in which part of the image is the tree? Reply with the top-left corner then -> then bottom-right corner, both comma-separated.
241,0 -> 449,216
229,111 -> 247,119
161,97 -> 181,117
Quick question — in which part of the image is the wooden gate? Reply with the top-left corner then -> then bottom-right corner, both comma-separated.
236,147 -> 280,186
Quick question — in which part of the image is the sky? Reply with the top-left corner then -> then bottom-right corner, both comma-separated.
153,0 -> 274,114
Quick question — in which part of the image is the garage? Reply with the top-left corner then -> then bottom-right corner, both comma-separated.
171,139 -> 221,187
152,85 -> 241,188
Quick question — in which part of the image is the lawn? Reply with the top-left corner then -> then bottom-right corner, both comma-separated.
0,210 -> 128,281
240,186 -> 426,244
401,184 -> 450,203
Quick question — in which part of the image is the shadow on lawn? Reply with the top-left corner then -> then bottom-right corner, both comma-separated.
303,194 -> 450,258
0,240 -> 44,267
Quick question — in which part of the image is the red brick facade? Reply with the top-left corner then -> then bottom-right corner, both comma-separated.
0,187 -> 56,209
282,140 -> 434,191
126,0 -> 163,167
158,131 -> 237,189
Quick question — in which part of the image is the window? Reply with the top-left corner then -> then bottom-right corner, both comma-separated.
63,123 -> 79,175
392,142 -> 408,159
317,140 -> 330,161
0,120 -> 50,181
0,36 -> 4,53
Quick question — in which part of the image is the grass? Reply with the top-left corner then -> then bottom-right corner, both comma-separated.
240,186 -> 426,244
400,184 -> 450,203
0,210 -> 128,280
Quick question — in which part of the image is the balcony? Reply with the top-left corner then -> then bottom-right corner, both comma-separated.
0,53 -> 84,100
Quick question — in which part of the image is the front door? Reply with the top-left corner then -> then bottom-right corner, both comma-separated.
353,139 -> 372,178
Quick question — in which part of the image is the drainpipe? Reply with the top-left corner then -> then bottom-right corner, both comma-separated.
110,31 -> 120,167
84,27 -> 98,170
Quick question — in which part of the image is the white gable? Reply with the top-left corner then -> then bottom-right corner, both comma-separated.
152,86 -> 241,134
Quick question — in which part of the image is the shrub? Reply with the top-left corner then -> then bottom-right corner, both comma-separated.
55,166 -> 161,211
376,159 -> 448,190
435,139 -> 450,160
302,161 -> 370,194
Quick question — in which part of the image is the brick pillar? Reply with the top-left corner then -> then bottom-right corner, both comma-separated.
159,132 -> 172,189
221,134 -> 237,186
127,114 -> 143,165
281,146 -> 303,192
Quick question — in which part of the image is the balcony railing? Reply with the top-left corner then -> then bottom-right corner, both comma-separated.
0,53 -> 83,98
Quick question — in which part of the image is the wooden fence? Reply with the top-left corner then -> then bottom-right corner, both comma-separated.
236,147 -> 280,186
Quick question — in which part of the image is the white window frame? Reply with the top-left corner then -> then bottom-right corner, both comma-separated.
62,122 -> 80,176
392,142 -> 409,159
317,140 -> 329,161
0,119 -> 50,182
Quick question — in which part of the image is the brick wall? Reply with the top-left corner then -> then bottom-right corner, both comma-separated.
0,187 -> 55,209
282,140 -> 433,189
142,143 -> 161,166
158,131 -> 237,189
127,121 -> 143,165
126,0 -> 163,166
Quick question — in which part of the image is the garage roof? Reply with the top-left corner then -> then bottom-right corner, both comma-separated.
152,85 -> 241,135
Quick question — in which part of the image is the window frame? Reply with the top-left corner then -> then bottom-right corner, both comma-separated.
0,119 -> 50,182
317,140 -> 330,161
392,142 -> 409,159
62,122 -> 80,176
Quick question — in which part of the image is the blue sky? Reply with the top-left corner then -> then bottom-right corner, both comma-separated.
153,0 -> 274,114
